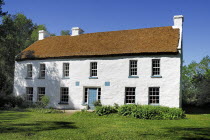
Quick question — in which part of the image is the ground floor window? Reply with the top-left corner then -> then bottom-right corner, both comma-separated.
26,87 -> 33,101
37,87 -> 45,101
98,88 -> 101,101
84,88 -> 88,103
60,87 -> 69,103
149,87 -> 160,104
125,87 -> 135,103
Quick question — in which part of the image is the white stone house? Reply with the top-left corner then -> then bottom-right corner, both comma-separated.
13,15 -> 184,110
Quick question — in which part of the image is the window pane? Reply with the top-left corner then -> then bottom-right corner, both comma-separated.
40,64 -> 46,78
90,62 -> 97,77
98,88 -> 101,101
61,87 -> 69,103
26,87 -> 33,101
27,64 -> 32,78
38,87 -> 45,101
125,87 -> 135,103
63,63 -> 69,77
130,60 -> 137,76
149,87 -> 160,104
152,59 -> 160,76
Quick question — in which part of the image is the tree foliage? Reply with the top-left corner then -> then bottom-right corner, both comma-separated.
182,56 -> 210,106
0,13 -> 48,95
60,30 -> 70,35
0,0 -> 7,16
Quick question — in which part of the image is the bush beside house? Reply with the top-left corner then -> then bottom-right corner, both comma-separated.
95,104 -> 186,120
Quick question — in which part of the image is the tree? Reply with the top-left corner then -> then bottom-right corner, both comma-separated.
182,56 -> 210,106
0,0 -> 7,16
0,13 -> 50,95
60,30 -> 70,35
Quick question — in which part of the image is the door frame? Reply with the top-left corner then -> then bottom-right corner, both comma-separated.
83,86 -> 101,106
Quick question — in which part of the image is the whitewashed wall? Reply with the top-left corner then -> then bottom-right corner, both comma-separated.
13,54 -> 181,109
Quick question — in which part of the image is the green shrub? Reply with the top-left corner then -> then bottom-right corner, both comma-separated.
93,100 -> 102,107
118,105 -> 186,120
95,105 -> 117,116
34,95 -> 50,108
27,108 -> 63,114
0,95 -> 24,109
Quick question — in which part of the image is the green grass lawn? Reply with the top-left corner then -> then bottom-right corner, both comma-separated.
0,110 -> 210,140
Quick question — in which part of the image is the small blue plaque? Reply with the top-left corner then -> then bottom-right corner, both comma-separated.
75,81 -> 80,86
105,82 -> 110,86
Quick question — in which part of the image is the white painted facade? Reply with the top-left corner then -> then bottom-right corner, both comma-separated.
14,54 -> 182,109
13,15 -> 184,109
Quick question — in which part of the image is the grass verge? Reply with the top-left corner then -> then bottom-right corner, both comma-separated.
0,110 -> 209,140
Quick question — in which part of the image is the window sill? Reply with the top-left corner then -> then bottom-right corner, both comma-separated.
58,102 -> 69,105
81,103 -> 87,106
149,104 -> 160,106
38,77 -> 45,79
25,77 -> 32,80
62,77 -> 70,79
125,103 -> 135,104
151,75 -> 162,78
128,76 -> 139,78
89,77 -> 98,79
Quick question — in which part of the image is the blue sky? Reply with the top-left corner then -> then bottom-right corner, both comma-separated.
3,0 -> 210,65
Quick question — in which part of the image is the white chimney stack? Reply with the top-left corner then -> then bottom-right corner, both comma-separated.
173,15 -> 184,29
38,30 -> 50,40
172,15 -> 184,50
71,27 -> 84,36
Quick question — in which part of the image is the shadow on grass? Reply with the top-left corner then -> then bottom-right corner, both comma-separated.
183,106 -> 210,114
164,127 -> 210,140
0,121 -> 77,135
0,111 -> 30,121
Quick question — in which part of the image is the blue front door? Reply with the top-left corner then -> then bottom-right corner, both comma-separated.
88,88 -> 97,110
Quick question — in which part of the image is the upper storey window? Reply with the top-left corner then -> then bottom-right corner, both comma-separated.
63,63 -> 70,78
152,59 -> 160,76
26,64 -> 32,78
39,64 -> 46,79
90,62 -> 97,77
129,60 -> 138,76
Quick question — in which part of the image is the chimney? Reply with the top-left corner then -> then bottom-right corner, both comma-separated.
172,15 -> 184,50
71,27 -> 84,36
173,15 -> 184,29
38,30 -> 50,40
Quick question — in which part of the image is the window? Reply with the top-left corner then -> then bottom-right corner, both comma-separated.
37,87 -> 45,101
39,64 -> 46,78
125,87 -> 135,103
90,62 -> 97,77
152,59 -> 160,76
84,88 -> 88,103
27,64 -> 32,78
98,88 -> 101,101
63,63 -> 69,78
149,87 -> 160,104
60,87 -> 69,103
26,87 -> 33,102
129,60 -> 137,76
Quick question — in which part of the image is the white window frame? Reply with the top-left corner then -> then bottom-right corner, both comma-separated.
125,87 -> 136,104
60,87 -> 69,103
63,63 -> 70,78
26,64 -> 32,78
39,63 -> 46,79
152,59 -> 160,76
148,87 -> 160,105
37,87 -> 45,101
26,87 -> 33,102
129,60 -> 138,76
90,62 -> 97,77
